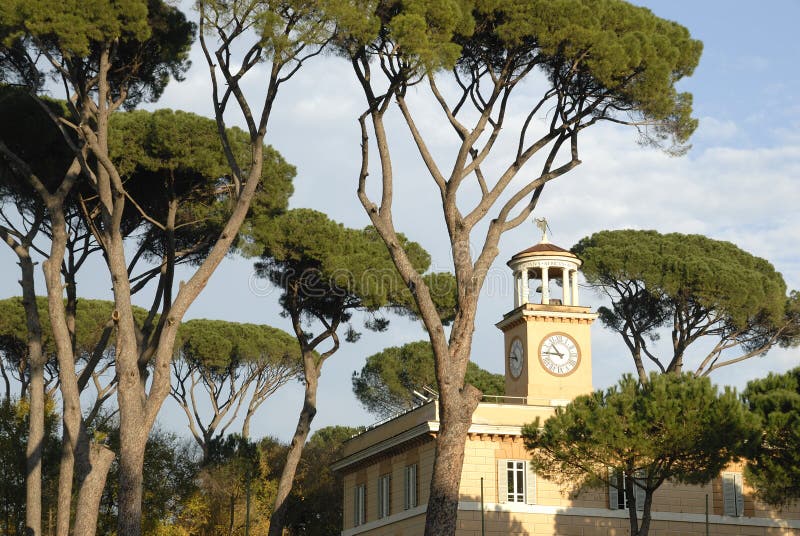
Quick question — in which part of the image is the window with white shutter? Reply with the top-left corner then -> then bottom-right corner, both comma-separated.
378,474 -> 391,518
608,468 -> 645,511
722,472 -> 744,517
497,459 -> 536,504
354,484 -> 366,526
403,464 -> 417,510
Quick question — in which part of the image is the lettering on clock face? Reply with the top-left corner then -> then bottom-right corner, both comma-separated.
539,334 -> 580,376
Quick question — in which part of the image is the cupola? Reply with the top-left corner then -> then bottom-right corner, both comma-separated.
507,226 -> 582,308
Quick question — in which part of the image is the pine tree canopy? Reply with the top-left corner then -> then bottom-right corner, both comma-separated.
743,367 -> 800,505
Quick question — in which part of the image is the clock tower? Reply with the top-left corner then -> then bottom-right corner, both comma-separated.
497,230 -> 598,405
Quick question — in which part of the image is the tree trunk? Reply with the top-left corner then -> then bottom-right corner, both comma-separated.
42,199 -> 109,536
267,361 -> 319,536
423,383 -> 481,536
625,474 -> 640,536
43,206 -> 81,536
637,491 -> 654,536
117,404 -> 147,536
54,429 -> 75,536
19,250 -> 45,536
72,444 -> 115,536
26,361 -> 44,536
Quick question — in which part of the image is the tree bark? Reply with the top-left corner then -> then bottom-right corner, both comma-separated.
42,204 -> 84,536
267,356 -> 319,536
424,386 -> 481,535
1,208 -> 46,536
117,408 -> 147,535
20,252 -> 45,536
72,443 -> 115,536
44,198 -> 111,536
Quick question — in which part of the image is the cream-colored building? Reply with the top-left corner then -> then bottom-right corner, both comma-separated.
332,236 -> 800,535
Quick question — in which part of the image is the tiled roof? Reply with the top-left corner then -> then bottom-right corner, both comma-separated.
512,242 -> 573,258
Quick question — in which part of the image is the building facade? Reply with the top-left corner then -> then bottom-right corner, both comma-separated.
332,236 -> 800,535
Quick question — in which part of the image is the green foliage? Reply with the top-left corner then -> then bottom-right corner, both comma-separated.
107,108 -> 295,266
743,367 -> 800,505
0,86 -> 74,202
98,426 -> 201,536
0,0 -> 194,106
283,425 -> 363,536
352,340 -> 504,418
524,373 -> 757,535
155,434 -> 279,536
482,0 -> 700,143
176,319 -> 302,372
572,230 -> 798,375
0,398 -> 60,536
247,208 -> 457,335
0,92 -> 296,269
0,297 -> 149,371
334,0 -> 701,150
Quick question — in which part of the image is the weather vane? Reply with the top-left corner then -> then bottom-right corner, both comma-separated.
534,217 -> 551,243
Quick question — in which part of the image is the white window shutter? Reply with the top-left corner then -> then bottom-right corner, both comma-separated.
634,474 -> 646,512
735,474 -> 744,516
497,459 -> 508,503
525,461 -> 536,505
722,474 -> 733,515
723,472 -> 745,517
608,467 -> 618,510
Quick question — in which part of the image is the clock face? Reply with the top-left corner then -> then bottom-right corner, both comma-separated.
508,338 -> 524,378
539,333 -> 580,376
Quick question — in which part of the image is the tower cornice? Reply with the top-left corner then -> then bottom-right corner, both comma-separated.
496,304 -> 598,331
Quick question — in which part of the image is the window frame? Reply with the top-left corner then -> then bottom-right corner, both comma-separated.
506,460 -> 526,503
722,472 -> 745,517
354,483 -> 366,527
497,459 -> 536,505
404,464 -> 418,510
378,473 -> 391,519
608,468 -> 646,511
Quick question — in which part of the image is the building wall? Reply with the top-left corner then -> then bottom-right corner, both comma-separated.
503,309 -> 595,403
342,440 -> 436,532
455,508 -> 800,536
342,435 -> 800,535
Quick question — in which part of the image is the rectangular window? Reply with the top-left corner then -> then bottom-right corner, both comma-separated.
404,464 -> 417,510
722,472 -> 744,517
378,474 -> 391,518
354,484 -> 366,526
497,459 -> 536,504
608,469 -> 645,511
506,460 -> 526,503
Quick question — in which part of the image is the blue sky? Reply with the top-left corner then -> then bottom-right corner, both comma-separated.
1,1 -> 798,442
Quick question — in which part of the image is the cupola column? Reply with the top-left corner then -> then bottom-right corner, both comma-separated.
521,269 -> 530,306
562,267 -> 571,305
541,267 -> 549,304
571,269 -> 579,306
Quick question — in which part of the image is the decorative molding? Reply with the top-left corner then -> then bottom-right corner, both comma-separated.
341,504 -> 427,536
496,308 -> 598,330
331,423 -> 438,472
458,502 -> 800,529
